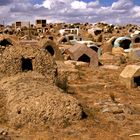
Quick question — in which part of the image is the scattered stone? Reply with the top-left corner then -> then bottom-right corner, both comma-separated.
114,114 -> 125,121
0,128 -> 8,136
101,65 -> 119,70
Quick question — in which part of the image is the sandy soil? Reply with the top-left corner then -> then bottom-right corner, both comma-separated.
0,63 -> 140,140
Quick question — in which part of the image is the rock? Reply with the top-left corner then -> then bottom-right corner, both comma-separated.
114,114 -> 125,121
101,65 -> 119,70
76,61 -> 89,68
101,108 -> 110,113
112,106 -> 124,114
0,128 -> 8,136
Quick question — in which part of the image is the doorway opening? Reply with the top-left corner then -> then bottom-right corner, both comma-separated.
46,45 -> 54,56
135,37 -> 140,43
134,76 -> 140,87
78,54 -> 90,63
0,39 -> 12,46
48,36 -> 53,41
21,58 -> 33,72
120,39 -> 131,49
61,38 -> 68,43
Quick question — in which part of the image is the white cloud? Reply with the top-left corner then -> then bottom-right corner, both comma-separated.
71,1 -> 87,9
131,6 -> 140,18
42,0 -> 53,9
87,0 -> 100,8
0,0 -> 140,25
42,0 -> 73,9
112,0 -> 133,10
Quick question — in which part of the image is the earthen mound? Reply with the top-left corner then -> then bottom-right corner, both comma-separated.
0,44 -> 57,83
0,72 -> 83,129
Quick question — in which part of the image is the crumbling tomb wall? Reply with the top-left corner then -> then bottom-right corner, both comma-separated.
0,44 -> 57,83
40,39 -> 64,61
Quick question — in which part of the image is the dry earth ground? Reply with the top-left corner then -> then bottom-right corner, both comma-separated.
0,63 -> 140,140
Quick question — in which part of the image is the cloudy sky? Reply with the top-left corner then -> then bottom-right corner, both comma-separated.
0,0 -> 140,25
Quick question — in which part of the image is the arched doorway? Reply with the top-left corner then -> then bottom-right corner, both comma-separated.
120,39 -> 131,49
0,39 -> 12,46
135,37 -> 140,43
78,54 -> 90,63
61,38 -> 68,43
46,45 -> 55,56
48,36 -> 53,41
